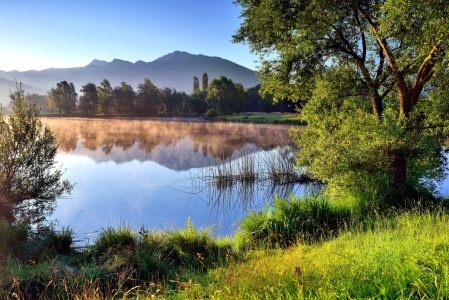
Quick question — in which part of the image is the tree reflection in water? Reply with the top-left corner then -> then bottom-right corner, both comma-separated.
42,117 -> 319,235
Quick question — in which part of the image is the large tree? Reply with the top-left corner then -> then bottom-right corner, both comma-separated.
113,81 -> 135,114
79,82 -> 98,114
207,76 -> 241,115
136,78 -> 160,114
160,87 -> 182,114
47,81 -> 78,114
0,85 -> 73,224
97,79 -> 114,114
233,0 -> 449,202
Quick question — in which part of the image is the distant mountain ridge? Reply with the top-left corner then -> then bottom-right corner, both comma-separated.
0,51 -> 257,104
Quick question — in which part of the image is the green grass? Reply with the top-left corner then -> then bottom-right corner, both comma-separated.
174,209 -> 449,299
222,113 -> 306,125
2,199 -> 449,299
235,194 -> 353,250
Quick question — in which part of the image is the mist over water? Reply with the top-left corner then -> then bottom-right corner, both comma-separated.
43,118 -> 300,239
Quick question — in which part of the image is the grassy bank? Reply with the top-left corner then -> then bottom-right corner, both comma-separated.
1,196 -> 449,299
39,112 -> 305,125
220,113 -> 305,125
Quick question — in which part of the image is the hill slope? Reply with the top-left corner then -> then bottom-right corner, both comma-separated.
0,78 -> 47,106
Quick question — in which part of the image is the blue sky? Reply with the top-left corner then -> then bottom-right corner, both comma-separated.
0,0 -> 258,71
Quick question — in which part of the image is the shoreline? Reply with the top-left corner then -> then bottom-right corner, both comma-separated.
40,112 -> 305,125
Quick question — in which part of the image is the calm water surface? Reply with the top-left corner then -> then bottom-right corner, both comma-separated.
43,117 -> 300,239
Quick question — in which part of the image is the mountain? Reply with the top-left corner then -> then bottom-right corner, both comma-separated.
88,59 -> 109,67
0,51 -> 258,98
0,78 -> 47,106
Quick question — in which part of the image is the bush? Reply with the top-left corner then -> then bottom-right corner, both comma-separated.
164,218 -> 232,271
44,226 -> 75,255
205,108 -> 218,118
0,84 -> 73,224
0,220 -> 30,259
93,225 -> 136,257
236,194 -> 352,249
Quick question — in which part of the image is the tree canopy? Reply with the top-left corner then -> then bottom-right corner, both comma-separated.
79,82 -> 98,114
47,81 -> 77,114
0,85 -> 73,224
233,0 -> 449,201
202,73 -> 209,91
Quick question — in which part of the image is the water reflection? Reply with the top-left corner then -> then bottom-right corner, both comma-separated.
42,118 -> 301,238
43,118 -> 294,170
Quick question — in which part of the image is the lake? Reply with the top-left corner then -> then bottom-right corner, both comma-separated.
43,117 -> 305,241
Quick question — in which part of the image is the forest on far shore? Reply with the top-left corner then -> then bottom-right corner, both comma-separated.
8,73 -> 297,116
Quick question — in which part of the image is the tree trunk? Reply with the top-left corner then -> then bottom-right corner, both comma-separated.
392,154 -> 406,190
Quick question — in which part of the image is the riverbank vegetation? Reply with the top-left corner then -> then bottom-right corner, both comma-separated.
1,196 -> 449,299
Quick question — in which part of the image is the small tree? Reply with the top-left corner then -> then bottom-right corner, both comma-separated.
0,85 -> 73,224
97,78 -> 114,114
202,73 -> 209,91
193,76 -> 200,93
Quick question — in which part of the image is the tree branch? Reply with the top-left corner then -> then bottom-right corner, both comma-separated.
353,6 -> 366,63
413,40 -> 443,88
356,6 -> 400,75
374,44 -> 385,84
330,25 -> 361,63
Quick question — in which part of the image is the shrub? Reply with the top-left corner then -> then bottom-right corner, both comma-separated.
135,227 -> 173,281
93,225 -> 136,257
44,226 -> 75,255
0,220 -> 30,259
164,218 -> 232,271
236,194 -> 352,249
205,108 -> 218,118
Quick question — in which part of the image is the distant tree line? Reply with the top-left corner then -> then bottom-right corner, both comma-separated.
34,72 -> 297,116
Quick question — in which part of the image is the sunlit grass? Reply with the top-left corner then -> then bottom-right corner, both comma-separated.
223,113 -> 305,125
2,201 -> 449,299
175,209 -> 449,299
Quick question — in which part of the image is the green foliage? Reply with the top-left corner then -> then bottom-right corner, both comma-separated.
206,76 -> 243,115
0,85 -> 73,224
236,194 -> 352,249
47,81 -> 77,113
205,108 -> 218,118
113,81 -> 135,114
233,0 -> 449,203
164,218 -> 233,271
193,76 -> 200,93
189,90 -> 208,114
159,87 -> 184,114
176,208 -> 449,299
4,207 -> 449,299
79,82 -> 98,114
44,226 -> 75,255
223,112 -> 303,124
201,72 -> 209,91
290,67 -> 446,202
0,220 -> 30,259
93,224 -> 136,257
136,78 -> 160,114
96,78 -> 113,114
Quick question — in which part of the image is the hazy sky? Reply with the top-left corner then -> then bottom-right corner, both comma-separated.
0,0 -> 258,72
